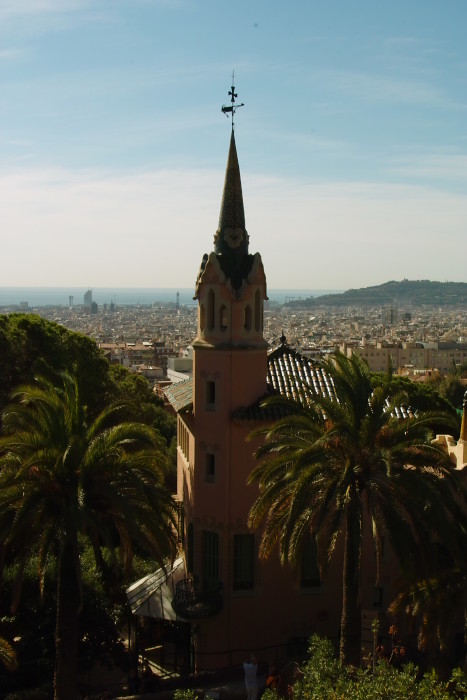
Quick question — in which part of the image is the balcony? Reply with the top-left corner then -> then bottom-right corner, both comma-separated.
172,575 -> 223,619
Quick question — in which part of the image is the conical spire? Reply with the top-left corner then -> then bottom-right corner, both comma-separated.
214,131 -> 249,257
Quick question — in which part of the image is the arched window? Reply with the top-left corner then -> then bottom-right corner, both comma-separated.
220,304 -> 228,331
200,303 -> 205,332
207,289 -> 215,331
244,305 -> 252,331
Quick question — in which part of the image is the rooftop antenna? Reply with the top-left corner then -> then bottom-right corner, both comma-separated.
221,71 -> 244,131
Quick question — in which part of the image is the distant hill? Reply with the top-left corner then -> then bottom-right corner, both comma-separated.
284,280 -> 467,308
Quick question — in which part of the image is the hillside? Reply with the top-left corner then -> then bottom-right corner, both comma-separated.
284,280 -> 467,308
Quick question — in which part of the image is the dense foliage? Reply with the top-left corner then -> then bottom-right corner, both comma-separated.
0,312 -> 175,415
0,313 -> 177,481
0,314 -> 111,415
425,366 -> 467,413
0,371 -> 178,699
263,635 -> 467,700
249,353 -> 461,666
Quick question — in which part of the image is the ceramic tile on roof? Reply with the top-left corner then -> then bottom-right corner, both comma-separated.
233,344 -> 333,421
163,378 -> 193,413
266,343 -> 336,406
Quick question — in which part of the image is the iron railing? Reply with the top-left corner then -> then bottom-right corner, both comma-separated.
172,575 -> 223,619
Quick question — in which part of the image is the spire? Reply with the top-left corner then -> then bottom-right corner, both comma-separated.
207,77 -> 254,291
215,77 -> 248,259
214,131 -> 248,255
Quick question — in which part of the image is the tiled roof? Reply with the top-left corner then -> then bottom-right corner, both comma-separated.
267,343 -> 336,405
232,344 -> 334,421
233,343 -> 415,422
163,378 -> 193,413
164,343 -> 414,421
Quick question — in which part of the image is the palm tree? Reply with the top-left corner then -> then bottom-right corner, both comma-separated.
0,636 -> 17,672
248,352 -> 460,667
0,371 -> 178,700
389,518 -> 467,671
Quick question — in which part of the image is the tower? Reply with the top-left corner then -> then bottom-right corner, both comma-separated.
170,82 -> 342,673
174,83 -> 271,668
83,289 -> 92,312
192,128 -> 268,414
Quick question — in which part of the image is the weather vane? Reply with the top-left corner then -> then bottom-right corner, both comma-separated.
221,71 -> 244,130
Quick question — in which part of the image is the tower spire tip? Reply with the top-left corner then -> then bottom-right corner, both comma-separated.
221,72 -> 244,130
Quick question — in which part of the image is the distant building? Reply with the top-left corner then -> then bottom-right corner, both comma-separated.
382,307 -> 398,325
166,357 -> 193,384
99,342 -> 158,368
83,289 -> 92,308
342,341 -> 467,375
136,365 -> 164,382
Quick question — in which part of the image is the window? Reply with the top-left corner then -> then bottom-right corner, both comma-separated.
200,303 -> 205,332
220,304 -> 228,331
206,380 -> 216,408
233,534 -> 254,590
244,305 -> 252,331
301,534 -> 320,588
205,453 -> 215,482
202,531 -> 219,591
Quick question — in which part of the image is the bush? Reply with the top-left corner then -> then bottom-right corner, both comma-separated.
290,635 -> 467,700
173,690 -> 200,700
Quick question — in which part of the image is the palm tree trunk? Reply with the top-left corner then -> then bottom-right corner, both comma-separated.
340,502 -> 362,667
54,530 -> 80,700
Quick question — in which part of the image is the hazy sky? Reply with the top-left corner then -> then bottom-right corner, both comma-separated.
1,0 -> 466,291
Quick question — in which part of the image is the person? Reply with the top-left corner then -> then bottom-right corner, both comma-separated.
266,661 -> 281,692
243,653 -> 258,700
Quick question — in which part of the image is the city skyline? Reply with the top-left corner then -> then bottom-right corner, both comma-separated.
1,0 -> 466,290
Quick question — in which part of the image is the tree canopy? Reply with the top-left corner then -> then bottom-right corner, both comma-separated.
248,352 -> 461,666
0,371 -> 178,699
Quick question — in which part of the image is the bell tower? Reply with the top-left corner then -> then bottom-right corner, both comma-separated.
192,87 -> 268,415
174,81 -> 270,668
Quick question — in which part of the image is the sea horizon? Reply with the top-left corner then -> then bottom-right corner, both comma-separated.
0,286 -> 344,308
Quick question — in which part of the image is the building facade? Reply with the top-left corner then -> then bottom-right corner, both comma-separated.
343,341 -> 467,375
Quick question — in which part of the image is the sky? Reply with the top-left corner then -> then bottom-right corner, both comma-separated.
0,0 -> 466,292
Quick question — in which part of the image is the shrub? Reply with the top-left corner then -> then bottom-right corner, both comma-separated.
173,690 -> 200,700
290,635 -> 467,700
